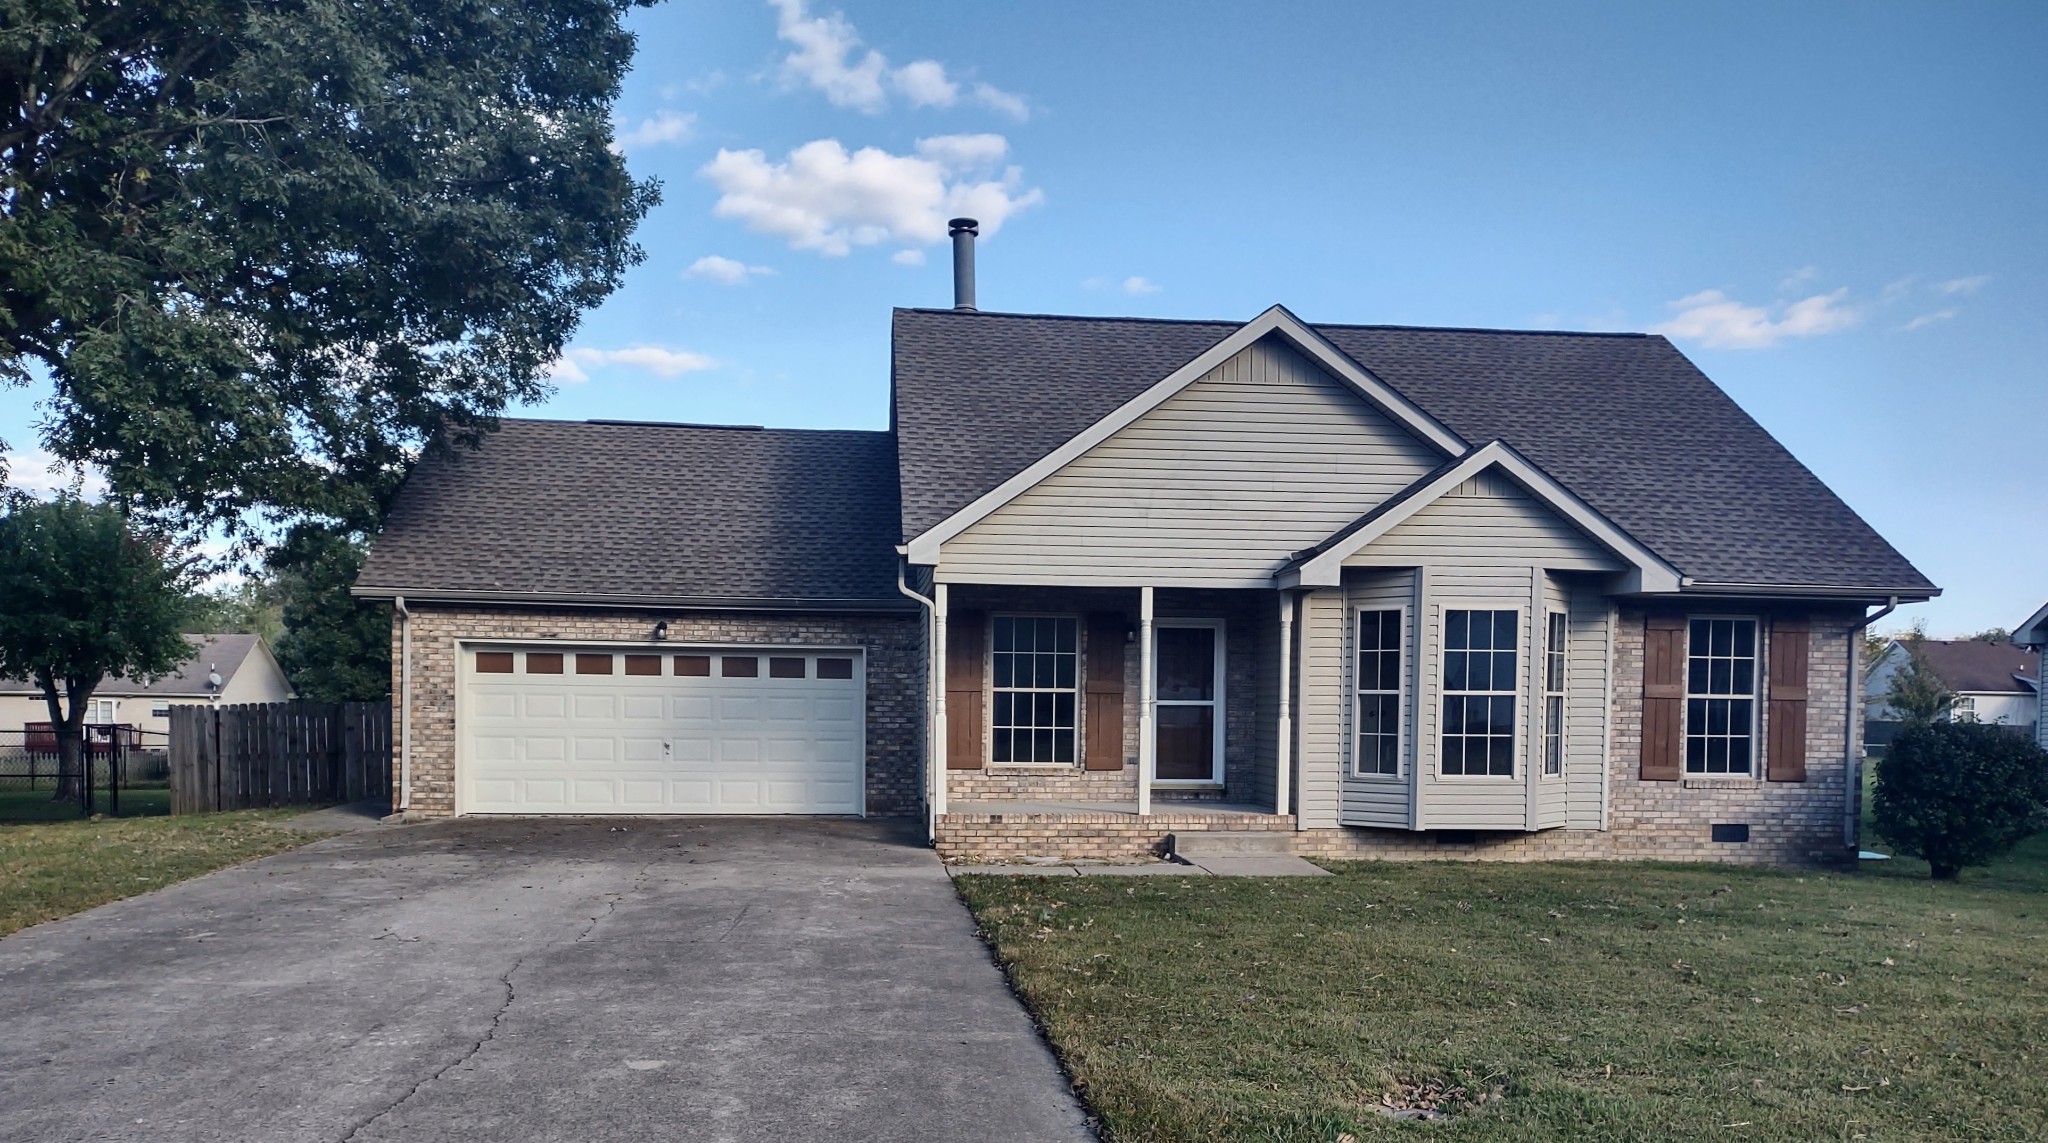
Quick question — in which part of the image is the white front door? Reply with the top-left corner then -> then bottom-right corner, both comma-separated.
460,645 -> 865,815
1153,621 -> 1224,784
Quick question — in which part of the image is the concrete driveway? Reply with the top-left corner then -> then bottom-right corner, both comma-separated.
0,817 -> 1096,1143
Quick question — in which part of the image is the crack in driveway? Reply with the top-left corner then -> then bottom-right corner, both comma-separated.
337,954 -> 525,1143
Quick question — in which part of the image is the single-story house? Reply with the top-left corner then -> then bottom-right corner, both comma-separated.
353,226 -> 1936,866
2014,603 -> 2048,750
1865,637 -> 2039,742
0,633 -> 296,742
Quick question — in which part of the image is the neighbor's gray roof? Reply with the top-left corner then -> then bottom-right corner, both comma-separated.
0,633 -> 261,697
1911,639 -> 2038,695
892,309 -> 1935,596
356,420 -> 909,609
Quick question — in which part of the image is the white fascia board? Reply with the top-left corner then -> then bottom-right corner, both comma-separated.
2014,600 -> 2048,647
1290,440 -> 1684,592
903,304 -> 1468,564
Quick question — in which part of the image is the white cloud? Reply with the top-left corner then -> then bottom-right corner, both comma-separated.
1901,309 -> 1958,331
1937,275 -> 1990,296
549,345 -> 717,383
892,60 -> 957,108
612,110 -> 696,153
1650,287 -> 1860,349
972,83 -> 1031,121
700,134 -> 1043,256
4,449 -> 106,498
768,0 -> 1026,118
892,249 -> 926,266
685,255 -> 774,284
1778,265 -> 1819,292
1121,276 -> 1161,295
1082,274 -> 1162,295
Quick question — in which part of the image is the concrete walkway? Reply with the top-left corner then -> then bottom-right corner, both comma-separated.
0,817 -> 1096,1143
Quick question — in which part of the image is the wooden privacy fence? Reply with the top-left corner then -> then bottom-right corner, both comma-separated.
169,701 -> 391,814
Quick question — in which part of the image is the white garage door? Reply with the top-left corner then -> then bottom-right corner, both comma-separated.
460,645 -> 865,815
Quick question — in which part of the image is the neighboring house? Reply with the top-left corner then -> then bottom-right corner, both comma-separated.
2015,602 -> 2048,750
1865,638 -> 2040,740
0,634 -> 296,741
354,231 -> 1936,866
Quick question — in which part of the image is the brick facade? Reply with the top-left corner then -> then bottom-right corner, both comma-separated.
391,604 -> 923,818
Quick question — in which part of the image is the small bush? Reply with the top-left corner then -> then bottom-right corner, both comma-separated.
1874,721 -> 2048,879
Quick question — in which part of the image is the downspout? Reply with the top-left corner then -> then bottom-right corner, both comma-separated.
1845,596 -> 1899,853
1276,591 -> 1293,818
394,595 -> 412,813
895,559 -> 939,842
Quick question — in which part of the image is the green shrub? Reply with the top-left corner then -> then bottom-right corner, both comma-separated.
1875,721 -> 2048,879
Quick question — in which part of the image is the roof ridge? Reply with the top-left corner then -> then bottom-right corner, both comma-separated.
894,307 -> 1652,339
489,416 -> 889,436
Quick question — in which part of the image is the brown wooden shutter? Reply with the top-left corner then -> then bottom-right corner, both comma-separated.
1640,615 -> 1685,781
945,610 -> 986,770
1084,613 -> 1127,771
1766,619 -> 1810,782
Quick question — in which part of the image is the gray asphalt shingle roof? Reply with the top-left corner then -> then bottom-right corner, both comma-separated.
356,420 -> 908,608
1,634 -> 262,697
892,308 -> 1934,595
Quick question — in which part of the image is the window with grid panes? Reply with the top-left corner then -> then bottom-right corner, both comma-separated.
991,616 -> 1079,763
1543,611 -> 1567,777
1685,617 -> 1757,774
1441,609 -> 1518,776
1355,609 -> 1403,776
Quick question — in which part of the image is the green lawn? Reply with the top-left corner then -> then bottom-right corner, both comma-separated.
958,839 -> 2048,1142
0,787 -> 172,822
0,809 -> 324,938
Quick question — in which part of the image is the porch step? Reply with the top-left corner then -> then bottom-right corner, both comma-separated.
1170,830 -> 1294,858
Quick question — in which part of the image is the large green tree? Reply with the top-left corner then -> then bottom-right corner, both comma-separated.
269,524 -> 388,702
0,496 -> 195,808
1,0 -> 657,534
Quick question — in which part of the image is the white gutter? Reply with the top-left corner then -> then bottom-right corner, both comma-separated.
1845,596 -> 1900,851
895,560 -> 940,842
394,595 -> 412,812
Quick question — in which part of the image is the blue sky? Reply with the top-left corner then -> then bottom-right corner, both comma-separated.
4,1 -> 2042,635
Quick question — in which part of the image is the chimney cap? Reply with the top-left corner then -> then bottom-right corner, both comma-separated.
947,217 -> 979,235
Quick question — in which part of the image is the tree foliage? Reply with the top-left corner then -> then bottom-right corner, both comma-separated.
1,0 -> 658,534
269,525 -> 389,702
1875,721 -> 2048,880
1883,626 -> 1954,725
0,496 -> 195,799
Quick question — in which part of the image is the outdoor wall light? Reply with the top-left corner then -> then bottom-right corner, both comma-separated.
653,621 -> 669,641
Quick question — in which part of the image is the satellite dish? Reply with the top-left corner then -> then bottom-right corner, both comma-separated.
207,665 -> 223,692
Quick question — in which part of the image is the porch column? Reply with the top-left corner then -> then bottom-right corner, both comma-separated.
1138,585 -> 1155,817
933,583 -> 949,817
1277,591 -> 1293,817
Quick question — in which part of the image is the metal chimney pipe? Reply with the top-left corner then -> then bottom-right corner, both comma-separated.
948,217 -> 978,311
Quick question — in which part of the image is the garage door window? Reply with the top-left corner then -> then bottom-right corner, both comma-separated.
527,652 -> 563,674
576,653 -> 613,675
624,654 -> 661,676
476,652 -> 514,674
723,656 -> 758,677
818,657 -> 854,679
676,655 -> 710,676
770,656 -> 807,678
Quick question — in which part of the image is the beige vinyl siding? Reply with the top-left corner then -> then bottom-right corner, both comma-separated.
937,338 -> 1442,586
1340,569 -> 1416,829
1344,470 -> 1622,572
1566,578 -> 1614,830
1295,588 -> 1347,829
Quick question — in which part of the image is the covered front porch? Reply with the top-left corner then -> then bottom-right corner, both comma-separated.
925,582 -> 1303,860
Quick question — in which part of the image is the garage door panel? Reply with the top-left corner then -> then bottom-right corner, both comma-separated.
463,646 -> 864,815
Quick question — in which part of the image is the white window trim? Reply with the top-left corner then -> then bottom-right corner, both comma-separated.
1352,605 -> 1408,780
1541,610 -> 1568,781
1152,618 -> 1226,787
1682,614 -> 1762,779
987,613 -> 1083,768
1435,604 -> 1522,781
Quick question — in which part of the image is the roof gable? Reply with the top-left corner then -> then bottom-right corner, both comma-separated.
903,306 -> 1462,563
1283,442 -> 1681,591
